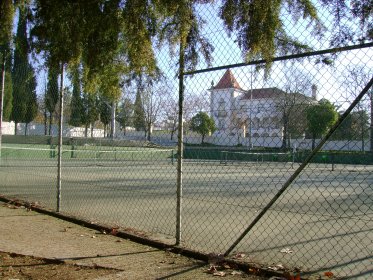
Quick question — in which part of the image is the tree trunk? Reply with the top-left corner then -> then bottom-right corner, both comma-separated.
312,133 -> 316,150
281,117 -> 288,149
361,122 -> 365,152
147,123 -> 151,141
111,102 -> 116,139
14,122 -> 18,135
84,124 -> 88,138
44,109 -> 48,135
24,123 -> 28,136
201,134 -> 205,144
48,114 -> 53,135
370,90 -> 373,152
90,123 -> 94,138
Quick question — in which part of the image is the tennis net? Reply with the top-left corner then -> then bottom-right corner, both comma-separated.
1,146 -> 176,165
220,150 -> 293,164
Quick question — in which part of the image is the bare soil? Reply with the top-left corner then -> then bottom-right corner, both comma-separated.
0,251 -> 118,280
0,201 -> 267,279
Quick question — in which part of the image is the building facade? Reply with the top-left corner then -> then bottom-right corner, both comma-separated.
209,69 -> 316,146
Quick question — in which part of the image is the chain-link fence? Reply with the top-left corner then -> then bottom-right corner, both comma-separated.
0,1 -> 372,279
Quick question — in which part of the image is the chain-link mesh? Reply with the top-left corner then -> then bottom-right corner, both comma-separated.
0,1 -> 372,279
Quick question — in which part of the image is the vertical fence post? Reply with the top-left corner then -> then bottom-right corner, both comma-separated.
176,39 -> 186,246
57,63 -> 64,212
0,51 -> 6,161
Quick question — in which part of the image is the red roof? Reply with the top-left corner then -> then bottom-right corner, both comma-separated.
213,69 -> 242,90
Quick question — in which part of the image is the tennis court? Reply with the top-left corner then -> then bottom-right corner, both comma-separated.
0,145 -> 372,277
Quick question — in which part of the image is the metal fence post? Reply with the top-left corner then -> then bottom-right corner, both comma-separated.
57,63 -> 64,212
176,39 -> 186,246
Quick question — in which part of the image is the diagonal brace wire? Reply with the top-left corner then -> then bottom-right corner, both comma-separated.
224,76 -> 373,256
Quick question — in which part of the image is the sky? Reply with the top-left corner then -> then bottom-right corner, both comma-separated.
10,1 -> 373,114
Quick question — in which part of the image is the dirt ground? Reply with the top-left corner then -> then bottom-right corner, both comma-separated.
0,251 -> 264,280
0,251 -> 118,280
0,201 -> 268,280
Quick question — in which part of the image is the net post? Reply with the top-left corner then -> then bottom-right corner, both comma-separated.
70,137 -> 75,158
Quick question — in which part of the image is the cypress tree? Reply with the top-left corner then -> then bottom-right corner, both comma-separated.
69,66 -> 84,127
24,67 -> 38,135
45,65 -> 59,135
1,71 -> 12,121
11,7 -> 28,134
133,88 -> 145,132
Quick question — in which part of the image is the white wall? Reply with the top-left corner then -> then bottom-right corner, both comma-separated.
3,122 -> 105,138
1,121 -> 15,134
3,121 -> 369,151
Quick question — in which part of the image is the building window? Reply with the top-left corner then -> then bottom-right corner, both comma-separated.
217,99 -> 227,117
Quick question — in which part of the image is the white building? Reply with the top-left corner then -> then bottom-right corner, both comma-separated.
209,69 -> 316,145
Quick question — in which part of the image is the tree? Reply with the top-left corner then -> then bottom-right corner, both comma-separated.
117,98 -> 133,136
320,0 -> 373,45
98,97 -> 112,137
333,110 -> 370,143
11,6 -> 37,135
133,88 -> 146,132
1,71 -> 12,121
341,65 -> 372,151
190,112 -> 216,144
219,0 -> 318,69
274,69 -> 314,149
45,65 -> 59,135
69,66 -> 84,127
0,0 -> 15,52
163,90 -> 210,140
81,92 -> 99,138
23,67 -> 38,135
141,81 -> 169,141
306,98 -> 338,149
